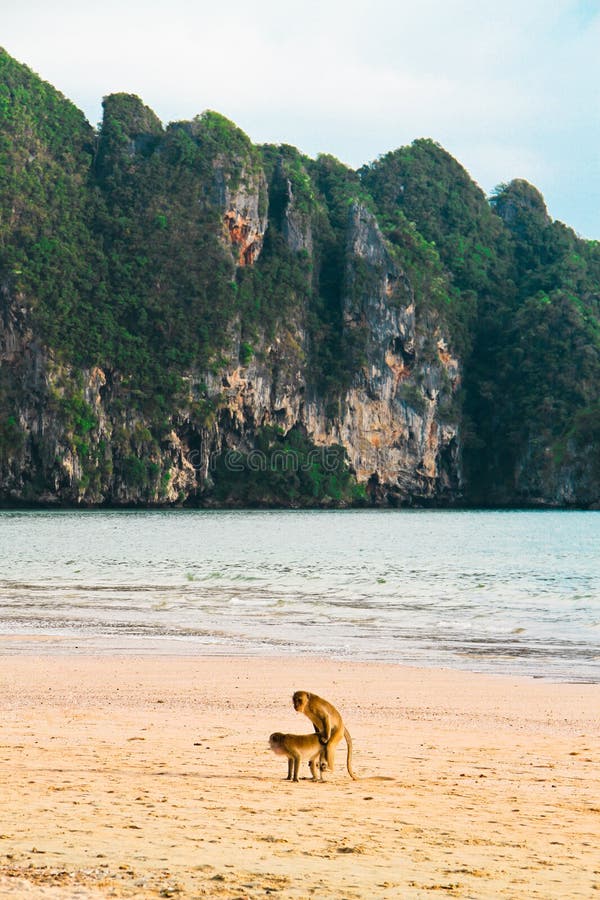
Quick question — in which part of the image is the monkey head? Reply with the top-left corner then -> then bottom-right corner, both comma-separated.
292,690 -> 309,712
269,732 -> 285,753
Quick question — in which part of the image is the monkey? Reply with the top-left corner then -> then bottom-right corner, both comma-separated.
269,732 -> 325,782
292,690 -> 357,780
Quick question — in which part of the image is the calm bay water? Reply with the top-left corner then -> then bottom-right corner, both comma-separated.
0,509 -> 598,680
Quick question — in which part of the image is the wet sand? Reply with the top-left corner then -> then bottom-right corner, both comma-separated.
0,651 -> 598,898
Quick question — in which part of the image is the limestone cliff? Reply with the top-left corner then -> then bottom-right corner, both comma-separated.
0,168 -> 461,506
0,55 -> 464,507
5,49 -> 598,509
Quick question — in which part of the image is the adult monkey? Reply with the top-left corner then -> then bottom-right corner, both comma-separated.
292,690 -> 358,780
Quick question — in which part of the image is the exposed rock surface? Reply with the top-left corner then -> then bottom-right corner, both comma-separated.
6,49 -> 597,509
0,191 -> 461,506
215,156 -> 268,267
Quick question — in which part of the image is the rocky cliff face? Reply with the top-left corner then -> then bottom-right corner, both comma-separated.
306,203 -> 461,503
215,157 -> 268,267
504,435 -> 600,508
0,172 -> 462,506
4,49 -> 600,508
0,49 -> 459,507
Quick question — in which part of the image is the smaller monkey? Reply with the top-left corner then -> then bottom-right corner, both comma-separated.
269,732 -> 325,783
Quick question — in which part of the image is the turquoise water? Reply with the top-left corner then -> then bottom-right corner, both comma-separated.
0,509 -> 598,680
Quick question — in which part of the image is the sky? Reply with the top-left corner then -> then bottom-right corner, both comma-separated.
2,0 -> 600,237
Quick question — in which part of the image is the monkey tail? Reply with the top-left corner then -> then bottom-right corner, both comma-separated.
344,727 -> 358,780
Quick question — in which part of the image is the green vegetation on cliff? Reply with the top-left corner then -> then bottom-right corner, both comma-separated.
212,426 -> 365,506
1,48 -> 599,507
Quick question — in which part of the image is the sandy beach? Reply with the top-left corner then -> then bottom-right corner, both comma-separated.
0,650 -> 598,899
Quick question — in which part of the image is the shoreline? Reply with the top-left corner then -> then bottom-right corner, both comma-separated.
0,633 -> 598,685
0,652 -> 598,898
2,503 -> 600,511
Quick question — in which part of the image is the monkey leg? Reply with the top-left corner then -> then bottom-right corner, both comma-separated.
319,747 -> 327,773
323,727 -> 344,772
291,753 -> 301,782
309,755 -> 323,781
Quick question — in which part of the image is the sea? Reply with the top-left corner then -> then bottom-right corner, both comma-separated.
0,508 -> 598,681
